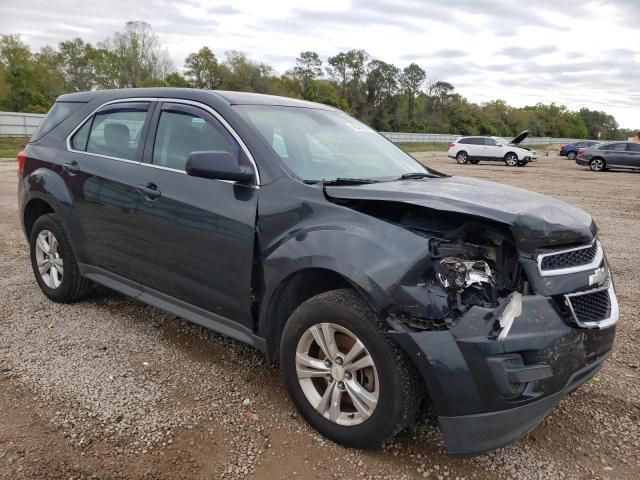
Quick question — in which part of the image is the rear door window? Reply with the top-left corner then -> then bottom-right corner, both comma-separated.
605,143 -> 628,151
627,143 -> 640,152
151,103 -> 240,171
72,102 -> 151,161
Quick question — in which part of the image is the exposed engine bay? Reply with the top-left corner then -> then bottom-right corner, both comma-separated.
330,199 -> 526,331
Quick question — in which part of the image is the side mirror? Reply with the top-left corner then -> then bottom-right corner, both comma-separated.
185,151 -> 255,184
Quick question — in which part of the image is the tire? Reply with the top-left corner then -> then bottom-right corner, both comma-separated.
29,213 -> 91,303
280,289 -> 421,449
469,159 -> 480,164
567,151 -> 577,160
504,153 -> 518,167
589,158 -> 605,172
456,151 -> 468,164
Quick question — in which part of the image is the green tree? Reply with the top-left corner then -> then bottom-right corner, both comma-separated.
327,52 -> 349,98
399,63 -> 426,121
0,63 -> 9,101
91,47 -> 121,89
58,38 -> 97,92
365,60 -> 399,129
165,72 -> 190,87
184,46 -> 222,89
0,35 -> 48,112
293,51 -> 322,99
578,108 -> 619,140
99,20 -> 173,88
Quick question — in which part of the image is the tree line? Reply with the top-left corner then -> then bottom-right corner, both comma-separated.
0,21 -> 633,140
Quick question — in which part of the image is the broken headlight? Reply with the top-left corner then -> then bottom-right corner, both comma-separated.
435,257 -> 494,291
433,253 -> 499,313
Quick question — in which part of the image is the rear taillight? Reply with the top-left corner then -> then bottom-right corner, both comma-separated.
17,150 -> 26,177
578,148 -> 585,155
449,143 -> 456,148
560,145 -> 565,149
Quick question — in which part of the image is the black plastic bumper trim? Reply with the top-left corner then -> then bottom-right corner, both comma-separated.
439,351 -> 609,457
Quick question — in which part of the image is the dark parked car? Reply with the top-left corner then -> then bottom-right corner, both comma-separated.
559,141 -> 601,160
18,88 -> 618,457
576,141 -> 640,171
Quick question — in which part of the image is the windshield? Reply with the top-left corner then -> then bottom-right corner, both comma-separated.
234,105 -> 428,182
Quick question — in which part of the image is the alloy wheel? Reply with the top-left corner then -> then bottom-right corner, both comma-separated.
456,152 -> 468,164
295,322 -> 379,426
35,230 -> 64,289
590,159 -> 604,171
567,151 -> 577,160
505,154 -> 518,166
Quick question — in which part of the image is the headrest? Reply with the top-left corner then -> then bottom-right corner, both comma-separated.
104,123 -> 130,145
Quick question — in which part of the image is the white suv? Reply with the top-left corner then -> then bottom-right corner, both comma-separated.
447,131 -> 537,167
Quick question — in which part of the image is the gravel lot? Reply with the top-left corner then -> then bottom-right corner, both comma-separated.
1,153 -> 639,480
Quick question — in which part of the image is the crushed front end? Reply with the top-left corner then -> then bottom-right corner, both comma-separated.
384,214 -> 618,456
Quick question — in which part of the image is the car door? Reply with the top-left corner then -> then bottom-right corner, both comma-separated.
65,100 -> 154,279
134,100 -> 259,328
461,138 -> 480,158
602,143 -> 629,168
623,142 -> 640,168
483,138 -> 503,160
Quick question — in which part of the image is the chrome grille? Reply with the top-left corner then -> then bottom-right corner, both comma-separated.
568,290 -> 610,322
540,242 -> 598,271
564,283 -> 618,329
537,240 -> 603,276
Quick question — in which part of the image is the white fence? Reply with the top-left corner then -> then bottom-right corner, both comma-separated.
0,111 -> 586,145
0,112 -> 46,137
380,132 -> 586,145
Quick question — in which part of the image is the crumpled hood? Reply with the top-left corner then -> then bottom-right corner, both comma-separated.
325,176 -> 596,252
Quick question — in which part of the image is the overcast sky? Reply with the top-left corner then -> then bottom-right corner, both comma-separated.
1,0 -> 638,128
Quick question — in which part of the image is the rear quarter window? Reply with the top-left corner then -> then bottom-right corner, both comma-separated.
30,102 -> 86,142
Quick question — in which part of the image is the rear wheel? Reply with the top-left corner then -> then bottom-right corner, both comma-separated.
504,153 -> 518,167
589,158 -> 605,172
29,213 -> 91,302
280,289 -> 421,448
456,151 -> 468,164
567,151 -> 577,160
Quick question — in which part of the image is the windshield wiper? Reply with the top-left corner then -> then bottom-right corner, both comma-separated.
322,177 -> 380,186
399,172 -> 438,180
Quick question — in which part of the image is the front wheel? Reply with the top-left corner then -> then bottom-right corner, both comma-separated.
504,153 -> 518,166
456,151 -> 468,164
589,158 -> 605,171
280,289 -> 421,448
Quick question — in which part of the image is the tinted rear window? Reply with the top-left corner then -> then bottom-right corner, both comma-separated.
30,102 -> 85,142
600,143 -> 627,151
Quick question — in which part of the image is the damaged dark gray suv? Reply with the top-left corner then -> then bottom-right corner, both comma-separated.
18,88 -> 618,456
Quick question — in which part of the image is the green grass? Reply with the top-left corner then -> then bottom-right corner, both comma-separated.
0,137 -> 28,158
394,142 -> 450,152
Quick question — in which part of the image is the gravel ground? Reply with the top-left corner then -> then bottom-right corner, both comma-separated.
0,154 -> 639,479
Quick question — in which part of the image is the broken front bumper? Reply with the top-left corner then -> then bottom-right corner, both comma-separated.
390,293 -> 616,457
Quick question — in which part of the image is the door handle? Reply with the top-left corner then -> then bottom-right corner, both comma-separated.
62,161 -> 79,174
137,183 -> 161,200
